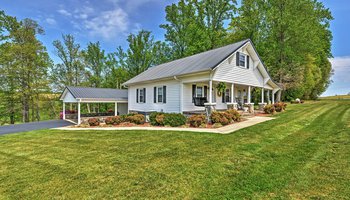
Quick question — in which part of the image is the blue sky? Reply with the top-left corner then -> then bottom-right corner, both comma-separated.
1,0 -> 349,96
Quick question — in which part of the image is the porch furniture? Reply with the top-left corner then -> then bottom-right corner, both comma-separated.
193,97 -> 208,107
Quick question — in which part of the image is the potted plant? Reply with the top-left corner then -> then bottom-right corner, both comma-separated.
216,82 -> 226,96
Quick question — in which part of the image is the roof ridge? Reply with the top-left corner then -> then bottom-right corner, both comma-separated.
67,86 -> 126,90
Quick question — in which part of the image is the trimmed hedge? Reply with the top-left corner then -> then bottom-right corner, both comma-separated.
264,104 -> 276,114
88,118 -> 100,126
210,109 -> 241,126
125,114 -> 145,124
188,114 -> 206,127
149,112 -> 186,127
274,102 -> 287,112
105,116 -> 121,125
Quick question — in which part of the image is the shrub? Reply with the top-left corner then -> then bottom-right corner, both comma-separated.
126,114 -> 145,124
300,100 -> 305,103
88,118 -> 100,126
105,116 -> 121,125
149,112 -> 164,126
264,104 -> 275,114
210,111 -> 230,125
188,114 -> 206,127
150,112 -> 186,127
274,102 -> 287,112
155,114 -> 165,126
226,109 -> 241,122
163,113 -> 187,127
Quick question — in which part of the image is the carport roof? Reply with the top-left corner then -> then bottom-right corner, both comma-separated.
60,86 -> 128,102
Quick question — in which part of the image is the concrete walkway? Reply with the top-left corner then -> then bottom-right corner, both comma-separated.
54,116 -> 274,134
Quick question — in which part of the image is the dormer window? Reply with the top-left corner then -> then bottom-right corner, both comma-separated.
236,52 -> 250,69
239,54 -> 246,67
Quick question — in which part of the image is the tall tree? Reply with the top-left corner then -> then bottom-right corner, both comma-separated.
0,11 -> 52,123
82,42 -> 106,88
116,30 -> 170,79
161,0 -> 236,59
230,0 -> 333,100
50,34 -> 85,91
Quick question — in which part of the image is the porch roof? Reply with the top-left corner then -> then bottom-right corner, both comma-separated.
60,86 -> 128,103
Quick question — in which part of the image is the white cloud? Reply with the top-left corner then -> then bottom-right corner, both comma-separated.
58,9 -> 72,17
329,56 -> 350,82
84,8 -> 129,40
45,18 -> 56,25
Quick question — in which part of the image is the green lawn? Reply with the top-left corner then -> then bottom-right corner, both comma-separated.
0,100 -> 349,199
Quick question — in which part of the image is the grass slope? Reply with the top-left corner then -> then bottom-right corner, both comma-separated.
0,100 -> 349,199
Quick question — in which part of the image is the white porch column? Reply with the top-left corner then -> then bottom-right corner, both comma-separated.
267,90 -> 270,104
62,102 -> 66,120
261,88 -> 264,103
247,86 -> 251,103
272,91 -> 275,104
77,102 -> 81,125
114,102 -> 118,116
231,83 -> 234,103
209,80 -> 213,104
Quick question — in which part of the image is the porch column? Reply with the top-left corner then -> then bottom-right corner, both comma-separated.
267,90 -> 270,104
62,102 -> 66,120
247,86 -> 251,103
272,92 -> 275,104
114,102 -> 118,116
77,102 -> 81,125
261,88 -> 264,103
231,83 -> 234,103
209,80 -> 213,104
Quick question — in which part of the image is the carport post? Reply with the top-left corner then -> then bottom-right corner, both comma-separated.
62,103 -> 65,120
78,102 -> 81,125
115,102 -> 118,116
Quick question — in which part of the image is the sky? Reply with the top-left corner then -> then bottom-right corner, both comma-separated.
1,0 -> 349,96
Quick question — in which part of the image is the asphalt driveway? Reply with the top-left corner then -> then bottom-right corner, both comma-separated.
0,120 -> 74,135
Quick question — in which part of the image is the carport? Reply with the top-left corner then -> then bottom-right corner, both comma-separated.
60,86 -> 128,125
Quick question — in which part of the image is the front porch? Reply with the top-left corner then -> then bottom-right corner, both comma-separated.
182,80 -> 281,114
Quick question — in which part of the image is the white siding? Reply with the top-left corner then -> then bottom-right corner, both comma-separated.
128,79 -> 181,113
212,48 -> 265,87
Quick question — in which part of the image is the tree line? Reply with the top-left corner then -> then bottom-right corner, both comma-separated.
0,0 -> 333,124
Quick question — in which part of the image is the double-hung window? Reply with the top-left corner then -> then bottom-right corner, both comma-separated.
157,87 -> 163,103
136,88 -> 146,103
196,86 -> 203,97
154,86 -> 167,103
239,54 -> 246,67
139,89 -> 144,103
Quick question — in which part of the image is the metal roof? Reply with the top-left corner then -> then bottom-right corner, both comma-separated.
123,39 -> 250,85
61,86 -> 128,101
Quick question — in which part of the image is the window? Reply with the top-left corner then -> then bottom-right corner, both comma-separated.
157,87 -> 163,103
239,54 -> 246,67
196,86 -> 203,97
139,88 -> 144,103
154,86 -> 166,103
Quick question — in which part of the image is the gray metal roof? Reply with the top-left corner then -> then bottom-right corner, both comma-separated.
123,39 -> 250,85
63,86 -> 128,101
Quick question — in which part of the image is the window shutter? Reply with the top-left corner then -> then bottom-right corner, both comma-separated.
204,86 -> 208,98
236,52 -> 240,66
222,92 -> 225,103
136,89 -> 139,103
192,85 -> 196,102
163,86 -> 167,103
154,87 -> 157,103
143,88 -> 146,103
247,55 -> 250,69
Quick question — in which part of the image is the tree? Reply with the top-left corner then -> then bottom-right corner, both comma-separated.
161,0 -> 236,59
0,11 -> 52,123
229,0 -> 333,100
50,34 -> 85,92
116,30 -> 170,79
82,42 -> 106,88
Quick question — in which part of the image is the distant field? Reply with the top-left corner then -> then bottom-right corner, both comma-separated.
320,95 -> 350,100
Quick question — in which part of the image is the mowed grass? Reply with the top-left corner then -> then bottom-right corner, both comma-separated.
0,100 -> 349,199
